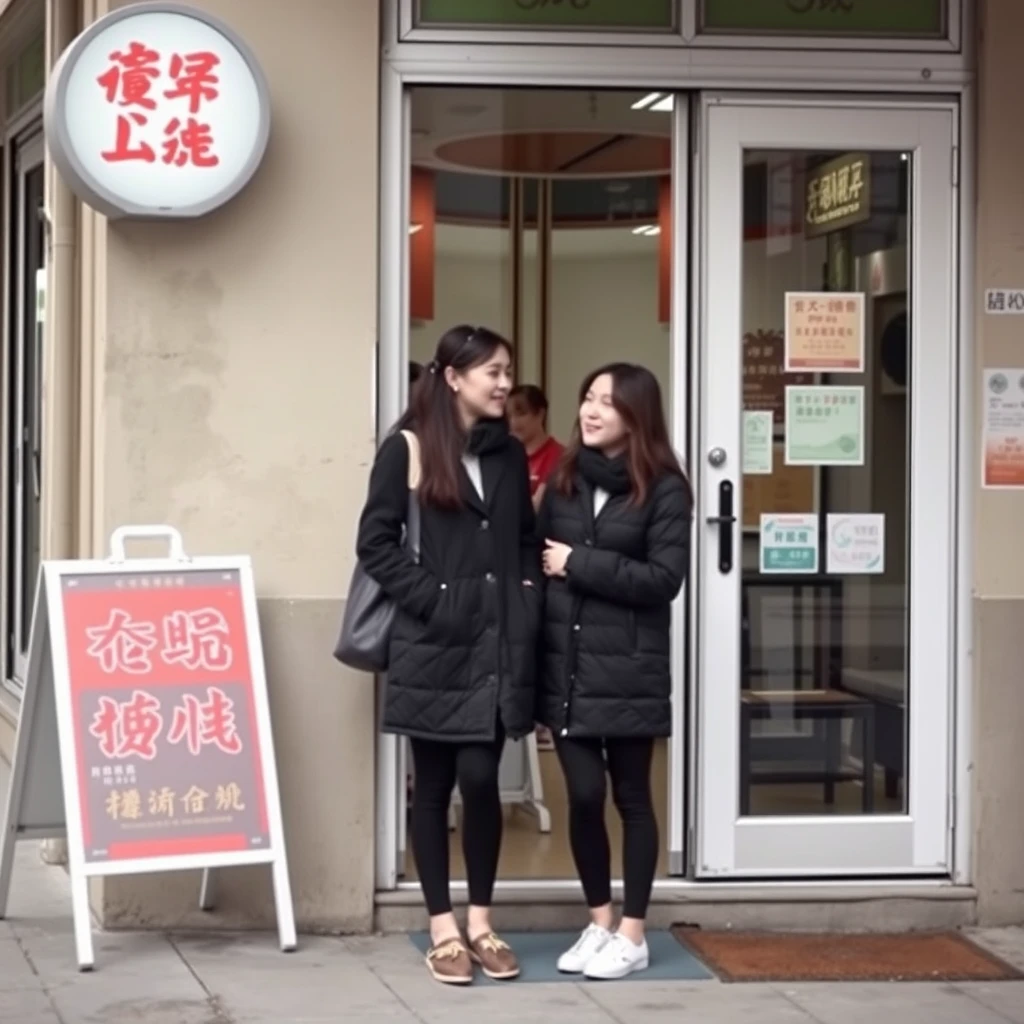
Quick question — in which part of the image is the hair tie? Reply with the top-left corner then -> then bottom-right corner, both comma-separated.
428,359 -> 440,374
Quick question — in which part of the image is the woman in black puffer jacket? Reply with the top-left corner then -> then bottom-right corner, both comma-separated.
536,362 -> 691,982
356,325 -> 541,986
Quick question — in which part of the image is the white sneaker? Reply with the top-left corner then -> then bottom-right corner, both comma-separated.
557,924 -> 612,973
583,933 -> 650,980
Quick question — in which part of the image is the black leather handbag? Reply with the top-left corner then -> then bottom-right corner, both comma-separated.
334,431 -> 421,672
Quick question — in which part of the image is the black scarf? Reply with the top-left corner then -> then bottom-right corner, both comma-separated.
466,417 -> 510,456
577,446 -> 632,496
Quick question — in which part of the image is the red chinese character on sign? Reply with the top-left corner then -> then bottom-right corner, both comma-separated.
97,41 -> 160,110
162,117 -> 219,167
168,686 -> 243,756
163,51 -> 220,114
162,608 -> 233,671
89,690 -> 163,760
102,113 -> 157,164
85,609 -> 157,674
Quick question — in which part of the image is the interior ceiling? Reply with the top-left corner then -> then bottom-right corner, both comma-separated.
411,88 -> 672,178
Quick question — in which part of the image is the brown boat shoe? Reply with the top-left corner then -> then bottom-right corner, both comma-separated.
425,937 -> 474,985
468,932 -> 520,980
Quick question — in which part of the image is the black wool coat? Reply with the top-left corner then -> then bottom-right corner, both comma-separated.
536,472 -> 692,739
355,431 -> 542,743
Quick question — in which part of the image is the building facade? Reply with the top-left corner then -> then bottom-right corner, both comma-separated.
1,0 -> 1023,933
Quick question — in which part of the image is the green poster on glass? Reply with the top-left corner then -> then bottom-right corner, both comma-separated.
416,0 -> 676,31
701,0 -> 945,37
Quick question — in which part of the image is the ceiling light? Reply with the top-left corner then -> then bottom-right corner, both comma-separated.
409,224 -> 423,234
631,92 -> 663,111
651,95 -> 674,112
632,224 -> 660,236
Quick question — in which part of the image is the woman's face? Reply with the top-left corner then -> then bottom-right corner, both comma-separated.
449,346 -> 512,423
508,397 -> 545,446
579,373 -> 627,452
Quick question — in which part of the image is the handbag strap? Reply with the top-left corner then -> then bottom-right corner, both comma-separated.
399,430 -> 422,565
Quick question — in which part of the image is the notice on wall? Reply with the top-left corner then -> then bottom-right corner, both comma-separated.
784,292 -> 865,372
785,385 -> 865,466
982,369 -> 1024,488
984,289 -> 1024,315
742,411 -> 774,475
826,514 -> 885,575
760,514 -> 819,574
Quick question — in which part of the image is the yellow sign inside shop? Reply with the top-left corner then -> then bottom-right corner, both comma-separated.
804,153 -> 871,239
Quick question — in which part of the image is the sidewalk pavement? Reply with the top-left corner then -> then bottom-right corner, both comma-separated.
3,841 -> 1023,1024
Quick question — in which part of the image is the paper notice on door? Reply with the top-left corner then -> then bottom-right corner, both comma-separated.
742,411 -> 774,475
785,385 -> 864,466
982,368 -> 1024,488
826,514 -> 885,574
784,291 -> 865,372
759,513 -> 819,574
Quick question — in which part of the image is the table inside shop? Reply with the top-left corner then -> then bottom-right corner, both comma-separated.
739,689 -> 876,815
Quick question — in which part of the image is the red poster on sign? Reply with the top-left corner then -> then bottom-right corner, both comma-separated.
60,569 -> 270,864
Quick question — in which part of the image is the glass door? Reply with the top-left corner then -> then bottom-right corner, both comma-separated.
6,128 -> 45,686
696,98 -> 957,876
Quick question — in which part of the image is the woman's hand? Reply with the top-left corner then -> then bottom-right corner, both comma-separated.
543,539 -> 572,578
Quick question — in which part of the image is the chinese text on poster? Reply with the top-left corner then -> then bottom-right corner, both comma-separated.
785,292 -> 865,372
982,369 -> 1024,488
61,569 -> 270,864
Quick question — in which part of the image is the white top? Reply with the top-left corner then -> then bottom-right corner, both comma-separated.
462,453 -> 484,499
594,487 -> 610,516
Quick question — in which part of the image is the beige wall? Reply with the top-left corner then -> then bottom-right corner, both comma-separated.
972,0 -> 1024,925
91,0 -> 381,931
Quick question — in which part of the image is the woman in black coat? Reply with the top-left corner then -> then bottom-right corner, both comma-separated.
356,325 -> 540,985
537,363 -> 691,981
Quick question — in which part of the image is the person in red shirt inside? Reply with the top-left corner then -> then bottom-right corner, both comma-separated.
508,384 -> 563,752
508,385 -> 564,511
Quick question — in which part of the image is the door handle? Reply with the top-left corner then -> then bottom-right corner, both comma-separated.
706,480 -> 736,574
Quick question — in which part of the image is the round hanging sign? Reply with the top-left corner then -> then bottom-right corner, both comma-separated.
45,1 -> 271,219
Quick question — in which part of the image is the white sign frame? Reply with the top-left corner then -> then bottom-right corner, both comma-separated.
0,526 -> 296,970
44,2 -> 271,220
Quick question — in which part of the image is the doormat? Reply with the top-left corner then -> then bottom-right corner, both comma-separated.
671,929 -> 1023,983
409,931 -> 714,985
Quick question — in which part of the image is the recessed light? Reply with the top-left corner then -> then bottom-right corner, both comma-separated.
631,92 -> 663,111
651,95 -> 674,112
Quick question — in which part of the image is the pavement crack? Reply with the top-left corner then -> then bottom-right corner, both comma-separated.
166,934 -> 235,1024
15,935 -> 69,1024
364,961 -> 430,1023
576,981 -> 625,1023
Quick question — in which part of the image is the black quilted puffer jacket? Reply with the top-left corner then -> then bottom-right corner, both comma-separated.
355,426 -> 542,743
536,472 -> 691,739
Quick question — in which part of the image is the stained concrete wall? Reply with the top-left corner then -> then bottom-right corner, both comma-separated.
92,0 -> 380,932
972,0 -> 1024,926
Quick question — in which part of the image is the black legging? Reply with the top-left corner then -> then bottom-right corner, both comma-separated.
409,723 -> 506,916
555,736 -> 658,920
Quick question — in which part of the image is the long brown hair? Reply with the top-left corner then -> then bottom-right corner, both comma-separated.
553,362 -> 688,506
396,324 -> 512,509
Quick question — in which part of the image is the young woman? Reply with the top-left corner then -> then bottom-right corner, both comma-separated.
536,363 -> 691,981
356,325 -> 541,985
507,384 -> 564,511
